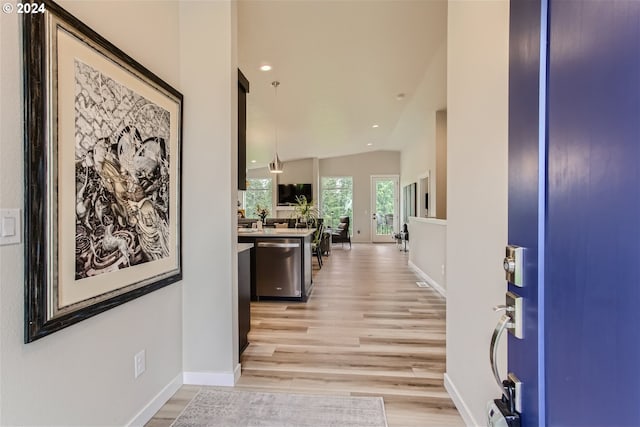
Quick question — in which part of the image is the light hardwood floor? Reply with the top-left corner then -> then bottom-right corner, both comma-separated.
147,243 -> 464,427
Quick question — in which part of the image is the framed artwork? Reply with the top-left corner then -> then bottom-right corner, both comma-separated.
23,0 -> 183,342
402,182 -> 416,224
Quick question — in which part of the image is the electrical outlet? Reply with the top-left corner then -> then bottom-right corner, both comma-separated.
134,350 -> 146,378
441,264 -> 445,276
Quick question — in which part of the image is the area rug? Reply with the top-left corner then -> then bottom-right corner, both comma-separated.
171,389 -> 388,427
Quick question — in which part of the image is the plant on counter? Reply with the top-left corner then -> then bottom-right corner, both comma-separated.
292,195 -> 318,227
254,204 -> 270,223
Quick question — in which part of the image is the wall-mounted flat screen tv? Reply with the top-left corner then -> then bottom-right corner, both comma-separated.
278,184 -> 312,205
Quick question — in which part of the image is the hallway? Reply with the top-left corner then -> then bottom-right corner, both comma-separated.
237,243 -> 463,426
147,244 -> 463,426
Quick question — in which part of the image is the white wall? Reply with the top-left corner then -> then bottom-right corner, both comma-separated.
320,151 -> 400,242
408,218 -> 447,295
276,158 -> 314,185
445,1 -> 509,425
180,0 -> 238,385
247,167 -> 270,180
394,32 -> 448,320
0,2 -> 183,425
396,40 -> 447,196
398,37 -> 447,244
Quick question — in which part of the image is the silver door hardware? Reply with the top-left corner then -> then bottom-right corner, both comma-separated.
503,245 -> 524,287
488,291 -> 524,427
257,242 -> 300,248
487,381 -> 521,427
508,372 -> 522,414
505,291 -> 523,339
490,292 -> 524,396
490,313 -> 511,392
493,293 -> 523,338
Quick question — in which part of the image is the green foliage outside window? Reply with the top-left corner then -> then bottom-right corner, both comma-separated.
374,180 -> 395,234
375,180 -> 395,217
245,178 -> 272,219
320,177 -> 353,230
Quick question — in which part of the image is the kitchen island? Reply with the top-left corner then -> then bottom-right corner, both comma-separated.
238,228 -> 315,301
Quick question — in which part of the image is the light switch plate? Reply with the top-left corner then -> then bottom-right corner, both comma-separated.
134,350 -> 146,378
0,209 -> 21,246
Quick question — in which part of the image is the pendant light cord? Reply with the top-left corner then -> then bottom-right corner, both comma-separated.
272,81 -> 280,156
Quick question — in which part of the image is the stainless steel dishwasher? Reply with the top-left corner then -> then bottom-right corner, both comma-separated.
255,238 -> 302,298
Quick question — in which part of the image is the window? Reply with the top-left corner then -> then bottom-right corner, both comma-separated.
320,177 -> 353,230
245,178 -> 273,218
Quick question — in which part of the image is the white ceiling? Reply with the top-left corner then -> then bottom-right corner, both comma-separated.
238,0 -> 447,168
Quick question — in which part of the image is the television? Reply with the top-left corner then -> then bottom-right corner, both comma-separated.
278,184 -> 312,205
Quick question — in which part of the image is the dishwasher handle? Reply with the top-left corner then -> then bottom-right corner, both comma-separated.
257,242 -> 300,248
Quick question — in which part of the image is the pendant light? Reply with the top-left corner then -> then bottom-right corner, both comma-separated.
268,80 -> 284,174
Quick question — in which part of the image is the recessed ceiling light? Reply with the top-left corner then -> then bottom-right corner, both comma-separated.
367,143 -> 373,146
372,124 -> 379,128
260,64 -> 272,71
250,159 -> 257,163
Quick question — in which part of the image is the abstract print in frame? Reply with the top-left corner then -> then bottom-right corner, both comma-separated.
24,0 -> 183,342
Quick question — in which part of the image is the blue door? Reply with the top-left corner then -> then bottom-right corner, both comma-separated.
545,0 -> 640,425
509,1 -> 640,426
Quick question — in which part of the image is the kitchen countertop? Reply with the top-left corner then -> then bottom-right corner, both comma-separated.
238,228 -> 316,238
237,243 -> 253,253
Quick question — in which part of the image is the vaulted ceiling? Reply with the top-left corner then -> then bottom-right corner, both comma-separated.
238,0 -> 447,168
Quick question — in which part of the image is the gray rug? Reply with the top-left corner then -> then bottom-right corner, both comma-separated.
171,389 -> 388,427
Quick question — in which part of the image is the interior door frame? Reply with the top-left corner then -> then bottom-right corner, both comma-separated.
370,174 -> 399,243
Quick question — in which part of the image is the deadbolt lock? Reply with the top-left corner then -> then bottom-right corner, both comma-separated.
503,245 -> 524,287
503,258 -> 515,273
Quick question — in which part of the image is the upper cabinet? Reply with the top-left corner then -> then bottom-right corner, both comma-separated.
238,69 -> 249,190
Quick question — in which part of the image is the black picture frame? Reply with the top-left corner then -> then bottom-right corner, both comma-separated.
403,183 -> 417,224
24,0 -> 183,342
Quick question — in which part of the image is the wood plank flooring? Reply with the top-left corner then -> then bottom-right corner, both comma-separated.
146,243 -> 464,427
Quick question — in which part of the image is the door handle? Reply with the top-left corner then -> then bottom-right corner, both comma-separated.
489,315 -> 523,413
490,314 -> 513,395
257,242 -> 300,248
490,292 -> 523,394
494,305 -> 514,314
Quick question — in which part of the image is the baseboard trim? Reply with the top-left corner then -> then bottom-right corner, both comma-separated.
234,363 -> 242,383
183,370 -> 237,386
408,260 -> 446,297
444,373 -> 480,427
127,373 -> 183,427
